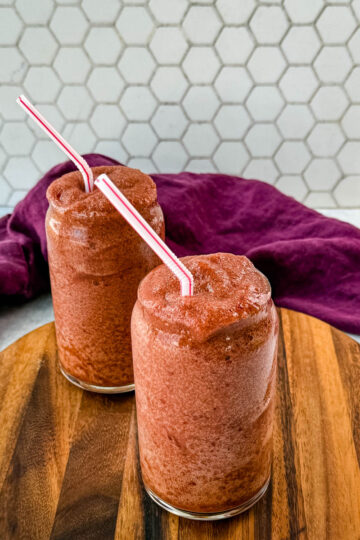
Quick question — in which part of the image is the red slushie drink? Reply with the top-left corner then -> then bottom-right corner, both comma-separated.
132,253 -> 278,519
46,165 -> 164,393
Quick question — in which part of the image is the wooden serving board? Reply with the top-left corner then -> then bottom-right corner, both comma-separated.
0,309 -> 359,540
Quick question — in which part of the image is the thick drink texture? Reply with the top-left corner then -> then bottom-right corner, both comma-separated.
132,253 -> 278,514
46,165 -> 164,389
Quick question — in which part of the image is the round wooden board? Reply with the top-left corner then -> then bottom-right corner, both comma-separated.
0,308 -> 359,540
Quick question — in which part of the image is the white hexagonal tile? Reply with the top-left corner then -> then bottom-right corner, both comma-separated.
0,178 -> 11,205
116,6 -> 154,45
24,67 -> 61,103
183,124 -> 219,157
57,87 -> 93,121
316,6 -> 356,44
348,30 -> 360,63
122,124 -> 157,156
304,192 -> 336,208
118,47 -> 155,84
214,67 -> 253,102
50,7 -> 88,45
307,123 -> 345,157
281,27 -> 321,64
19,28 -> 57,65
213,142 -> 249,174
243,159 -> 278,184
284,0 -> 323,23
127,157 -> 157,174
216,0 -> 256,24
85,28 -> 123,65
32,140 -> 65,172
87,67 -> 124,103
183,6 -> 221,45
245,124 -> 281,157
214,105 -> 251,139
277,105 -> 314,138
82,0 -> 120,22
152,141 -> 187,173
54,48 -> 91,84
151,105 -> 188,139
150,27 -> 187,64
0,8 -> 22,45
0,48 -> 26,84
26,104 -> 65,139
338,142 -> 360,174
313,47 -> 352,83
245,86 -> 284,121
149,0 -> 187,23
182,86 -> 219,121
16,0 -> 53,24
276,176 -> 308,202
151,67 -> 188,102
250,6 -> 289,44
185,159 -> 217,173
7,190 -> 28,207
121,87 -> 157,121
341,106 -> 360,138
311,87 -> 349,121
304,159 -> 341,190
1,122 -> 35,155
345,68 -> 360,102
182,47 -> 220,84
90,105 -> 126,139
248,47 -> 286,83
334,177 -> 360,207
215,27 -> 254,65
95,140 -> 128,163
62,123 -> 97,154
0,86 -> 26,120
279,67 -> 318,102
4,157 -> 39,189
275,142 -> 311,174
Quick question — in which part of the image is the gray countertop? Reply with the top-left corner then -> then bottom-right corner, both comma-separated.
1,208 -> 360,352
0,293 -> 54,351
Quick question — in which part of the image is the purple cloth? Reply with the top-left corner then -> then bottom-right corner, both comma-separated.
1,154 -> 360,334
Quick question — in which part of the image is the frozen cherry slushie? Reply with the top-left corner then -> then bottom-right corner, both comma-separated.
132,253 -> 278,519
46,165 -> 164,392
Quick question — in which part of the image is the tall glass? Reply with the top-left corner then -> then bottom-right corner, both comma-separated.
46,165 -> 164,393
132,253 -> 278,519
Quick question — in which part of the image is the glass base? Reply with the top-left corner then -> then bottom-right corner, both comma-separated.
59,364 -> 135,394
145,476 -> 270,521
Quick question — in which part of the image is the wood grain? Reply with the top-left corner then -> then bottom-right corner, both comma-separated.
0,309 -> 359,540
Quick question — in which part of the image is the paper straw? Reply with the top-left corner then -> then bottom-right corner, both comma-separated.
95,174 -> 194,297
16,95 -> 93,193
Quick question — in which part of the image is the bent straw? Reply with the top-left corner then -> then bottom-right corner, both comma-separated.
16,95 -> 94,193
95,173 -> 194,297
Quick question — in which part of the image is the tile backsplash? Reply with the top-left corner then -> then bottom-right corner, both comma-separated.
0,0 -> 360,212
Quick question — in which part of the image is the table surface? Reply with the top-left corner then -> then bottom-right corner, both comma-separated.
0,308 -> 359,539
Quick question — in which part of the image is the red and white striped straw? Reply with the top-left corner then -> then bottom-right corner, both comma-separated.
16,95 -> 93,193
95,174 -> 194,297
